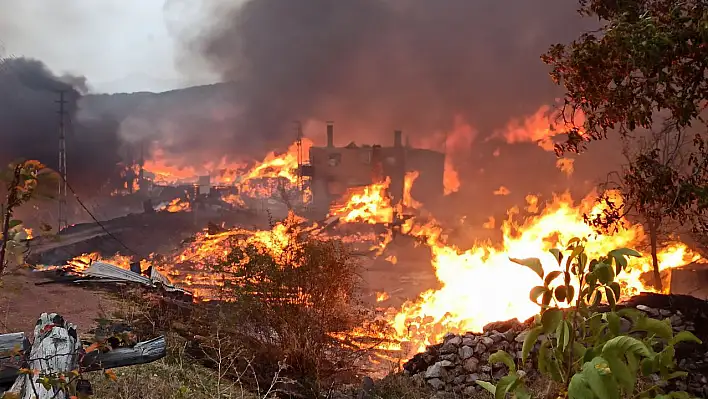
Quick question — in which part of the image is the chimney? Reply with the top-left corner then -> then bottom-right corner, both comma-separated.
326,121 -> 334,148
394,130 -> 402,148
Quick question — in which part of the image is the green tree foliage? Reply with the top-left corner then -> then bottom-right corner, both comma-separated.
542,0 -> 708,279
477,238 -> 701,398
0,160 -> 57,274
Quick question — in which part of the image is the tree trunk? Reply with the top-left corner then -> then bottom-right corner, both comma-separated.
648,220 -> 663,292
7,313 -> 81,399
0,165 -> 22,275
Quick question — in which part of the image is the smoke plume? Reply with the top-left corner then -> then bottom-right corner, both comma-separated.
0,57 -> 123,194
181,0 -> 594,152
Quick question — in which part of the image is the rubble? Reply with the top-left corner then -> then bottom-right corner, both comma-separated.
402,294 -> 708,398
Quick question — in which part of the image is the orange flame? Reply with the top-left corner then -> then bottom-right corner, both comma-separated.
382,189 -> 701,354
329,178 -> 394,224
500,104 -> 586,151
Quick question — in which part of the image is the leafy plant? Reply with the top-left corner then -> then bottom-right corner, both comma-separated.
0,160 -> 57,274
477,238 -> 702,398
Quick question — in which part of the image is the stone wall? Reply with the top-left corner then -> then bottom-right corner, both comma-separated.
402,293 -> 708,398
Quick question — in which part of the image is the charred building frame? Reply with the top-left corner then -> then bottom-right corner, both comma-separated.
306,122 -> 445,214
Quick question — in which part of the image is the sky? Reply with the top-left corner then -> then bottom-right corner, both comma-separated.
0,0 -> 216,93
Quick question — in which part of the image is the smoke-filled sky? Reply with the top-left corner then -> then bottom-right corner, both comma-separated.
0,0 -> 218,93
0,0 -> 618,210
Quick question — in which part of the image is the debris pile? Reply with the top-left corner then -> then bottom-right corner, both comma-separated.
402,293 -> 708,398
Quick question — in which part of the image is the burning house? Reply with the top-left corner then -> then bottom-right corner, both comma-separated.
307,123 -> 445,215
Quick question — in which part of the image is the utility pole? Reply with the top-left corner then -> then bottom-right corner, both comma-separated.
295,121 -> 303,202
57,90 -> 68,231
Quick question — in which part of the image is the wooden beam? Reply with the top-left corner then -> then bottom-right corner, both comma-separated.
7,313 -> 81,399
0,336 -> 167,386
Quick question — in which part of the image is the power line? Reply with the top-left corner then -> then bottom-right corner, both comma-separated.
61,176 -> 145,259
57,90 -> 68,231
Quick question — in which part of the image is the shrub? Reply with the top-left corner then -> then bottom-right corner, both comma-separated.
188,214 -> 368,396
479,237 -> 702,399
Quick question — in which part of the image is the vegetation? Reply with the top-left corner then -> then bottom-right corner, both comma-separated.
0,160 -> 56,275
478,238 -> 702,399
542,0 -> 708,287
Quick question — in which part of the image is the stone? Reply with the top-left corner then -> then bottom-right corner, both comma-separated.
462,336 -> 476,346
466,373 -> 480,383
490,333 -> 505,343
440,341 -> 458,354
474,343 -> 487,354
515,330 -> 529,343
459,346 -> 474,360
480,336 -> 494,346
479,373 -> 491,382
446,335 -> 462,346
463,357 -> 480,373
480,365 -> 492,373
659,309 -> 672,317
463,385 -> 478,396
440,354 -> 458,362
453,375 -> 466,385
636,305 -> 659,317
425,362 -> 448,379
411,373 -> 425,387
428,378 -> 445,391
670,314 -> 684,326
620,318 -> 632,333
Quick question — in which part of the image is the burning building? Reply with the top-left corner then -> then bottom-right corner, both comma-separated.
308,123 -> 445,214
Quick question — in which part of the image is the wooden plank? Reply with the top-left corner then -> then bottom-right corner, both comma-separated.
7,313 -> 81,399
0,336 -> 167,386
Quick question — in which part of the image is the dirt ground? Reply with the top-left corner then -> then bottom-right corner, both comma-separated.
0,266 -> 113,337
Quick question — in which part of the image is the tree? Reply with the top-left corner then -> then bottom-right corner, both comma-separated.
542,0 -> 708,278
0,160 -> 56,275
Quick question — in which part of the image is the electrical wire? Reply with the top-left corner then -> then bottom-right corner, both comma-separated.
61,176 -> 146,259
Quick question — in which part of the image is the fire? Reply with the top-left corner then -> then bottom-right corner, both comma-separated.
556,158 -> 575,176
403,171 -> 421,209
500,104 -> 585,151
384,190 -> 701,354
162,198 -> 190,213
329,178 -> 394,224
443,160 -> 460,196
239,139 -> 312,194
24,228 -> 33,240
64,252 -> 138,273
493,186 -> 511,196
376,291 -> 391,302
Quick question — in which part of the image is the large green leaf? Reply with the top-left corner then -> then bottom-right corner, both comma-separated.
594,262 -> 615,285
476,380 -> 496,394
568,373 -> 595,399
604,353 -> 635,393
602,336 -> 651,358
8,219 -> 21,229
544,270 -> 562,287
522,327 -> 542,363
669,331 -> 702,346
556,320 -> 570,352
633,317 -> 673,340
581,356 -> 620,399
489,350 -> 516,372
549,248 -> 563,265
529,285 -> 547,305
606,312 -> 621,336
510,257 -> 544,279
494,375 -> 520,399
541,308 -> 563,333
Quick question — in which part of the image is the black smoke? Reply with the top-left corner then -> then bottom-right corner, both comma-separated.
0,57 -> 123,194
185,0 -> 595,152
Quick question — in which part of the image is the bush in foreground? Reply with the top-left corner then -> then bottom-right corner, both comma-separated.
482,238 -> 702,399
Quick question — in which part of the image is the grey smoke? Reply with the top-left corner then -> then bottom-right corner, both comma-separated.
186,0 -> 595,153
0,57 -> 123,193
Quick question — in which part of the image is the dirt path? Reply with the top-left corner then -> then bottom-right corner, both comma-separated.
0,267 -> 114,337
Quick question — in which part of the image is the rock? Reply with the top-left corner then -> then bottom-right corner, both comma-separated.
425,362 -> 448,379
463,357 -> 480,373
428,378 -> 445,391
480,365 -> 492,373
459,346 -> 474,360
440,354 -> 458,362
462,336 -> 476,346
357,377 -> 374,399
474,343 -> 487,354
440,341 -> 458,354
446,335 -> 462,346
490,333 -> 505,343
411,373 -> 425,388
659,309 -> 672,317
515,330 -> 529,343
466,373 -> 480,383
452,375 -> 466,385
670,314 -> 684,326
463,385 -> 478,396
620,318 -> 632,333
480,336 -> 494,346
